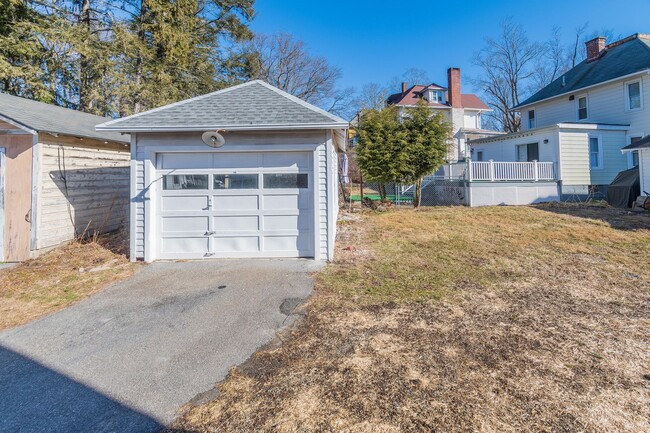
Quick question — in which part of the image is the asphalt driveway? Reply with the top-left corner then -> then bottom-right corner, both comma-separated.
0,259 -> 321,433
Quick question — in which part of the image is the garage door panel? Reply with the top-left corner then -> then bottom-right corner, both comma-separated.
264,214 -> 311,231
214,215 -> 259,231
213,236 -> 259,252
162,195 -> 208,211
157,151 -> 314,259
160,153 -> 211,169
263,193 -> 310,210
161,237 -> 209,254
264,235 -> 311,253
163,216 -> 209,232
262,152 -> 311,169
214,195 -> 259,211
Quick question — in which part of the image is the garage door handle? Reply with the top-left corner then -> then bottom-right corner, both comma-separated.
205,231 -> 216,236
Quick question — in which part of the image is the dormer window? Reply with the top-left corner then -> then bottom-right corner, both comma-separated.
426,90 -> 446,104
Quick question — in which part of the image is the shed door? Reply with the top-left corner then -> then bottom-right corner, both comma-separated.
156,152 -> 314,259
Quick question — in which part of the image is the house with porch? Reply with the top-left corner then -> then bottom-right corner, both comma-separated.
386,68 -> 501,162
470,33 -> 650,201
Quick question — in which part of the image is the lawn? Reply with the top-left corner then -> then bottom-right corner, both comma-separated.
170,204 -> 650,433
0,229 -> 140,331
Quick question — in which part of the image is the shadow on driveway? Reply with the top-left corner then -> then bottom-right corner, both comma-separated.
0,346 -> 165,433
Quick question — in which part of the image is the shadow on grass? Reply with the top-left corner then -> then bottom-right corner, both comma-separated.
0,345 -> 188,433
534,202 -> 650,231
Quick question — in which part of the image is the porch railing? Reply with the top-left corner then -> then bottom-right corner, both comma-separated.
433,160 -> 556,182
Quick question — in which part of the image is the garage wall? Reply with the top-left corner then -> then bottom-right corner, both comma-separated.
133,130 -> 330,261
35,136 -> 130,252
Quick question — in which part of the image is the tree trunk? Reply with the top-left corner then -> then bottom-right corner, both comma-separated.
78,0 -> 92,111
379,183 -> 387,201
414,177 -> 422,208
133,0 -> 147,114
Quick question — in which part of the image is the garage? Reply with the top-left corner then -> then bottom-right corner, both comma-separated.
97,80 -> 348,262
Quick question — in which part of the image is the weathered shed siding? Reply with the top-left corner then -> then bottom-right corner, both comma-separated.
35,139 -> 129,251
0,132 -> 33,261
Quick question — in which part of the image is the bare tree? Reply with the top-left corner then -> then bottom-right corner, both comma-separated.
530,26 -> 572,91
352,82 -> 388,112
247,32 -> 349,116
388,67 -> 432,92
472,19 -> 542,132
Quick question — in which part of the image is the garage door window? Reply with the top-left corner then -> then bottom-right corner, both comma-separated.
163,174 -> 209,190
214,174 -> 258,189
263,173 -> 308,189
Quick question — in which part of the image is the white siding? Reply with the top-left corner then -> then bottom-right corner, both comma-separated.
558,131 -> 590,186
36,143 -> 130,250
522,74 -> 650,133
589,130 -> 628,185
132,130 -> 331,261
470,129 -> 559,163
640,149 -> 650,194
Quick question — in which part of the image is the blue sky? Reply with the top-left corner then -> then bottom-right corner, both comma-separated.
250,0 -> 650,94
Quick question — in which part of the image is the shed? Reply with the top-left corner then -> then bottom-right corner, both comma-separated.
97,80 -> 348,262
0,93 -> 130,262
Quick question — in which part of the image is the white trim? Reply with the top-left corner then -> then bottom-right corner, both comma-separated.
626,133 -> 644,167
129,134 -> 137,261
326,131 -> 335,261
97,123 -> 348,132
527,107 -> 536,129
625,79 -> 644,111
515,68 -> 650,111
29,134 -> 40,252
588,134 -> 604,170
96,80 -> 348,131
143,152 -> 155,262
0,114 -> 38,135
0,147 -> 5,261
471,122 -> 629,145
312,148 -> 321,260
576,94 -> 589,121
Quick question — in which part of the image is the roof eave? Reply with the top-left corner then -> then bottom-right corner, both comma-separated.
96,123 -> 350,133
514,68 -> 650,111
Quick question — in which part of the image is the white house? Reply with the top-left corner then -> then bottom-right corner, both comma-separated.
386,68 -> 501,162
470,34 -> 650,200
97,80 -> 347,262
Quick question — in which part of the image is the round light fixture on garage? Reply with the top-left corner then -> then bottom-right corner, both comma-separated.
201,130 -> 226,148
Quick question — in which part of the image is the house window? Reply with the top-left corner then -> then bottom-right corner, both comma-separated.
629,136 -> 643,167
589,136 -> 602,169
516,143 -> 539,162
528,110 -> 536,129
578,96 -> 588,120
427,90 -> 445,103
627,81 -> 642,110
475,150 -> 484,161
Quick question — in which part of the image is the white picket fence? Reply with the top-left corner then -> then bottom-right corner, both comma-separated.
434,160 -> 556,182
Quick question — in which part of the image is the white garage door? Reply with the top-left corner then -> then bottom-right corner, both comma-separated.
156,152 -> 314,259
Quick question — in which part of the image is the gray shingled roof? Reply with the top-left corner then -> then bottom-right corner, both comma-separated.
97,80 -> 348,132
622,134 -> 650,150
516,34 -> 650,109
0,92 -> 127,143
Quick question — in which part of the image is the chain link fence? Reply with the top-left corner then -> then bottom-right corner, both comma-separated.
341,179 -> 468,208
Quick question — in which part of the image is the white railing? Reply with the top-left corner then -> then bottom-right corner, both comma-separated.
432,160 -> 556,182
468,160 -> 555,182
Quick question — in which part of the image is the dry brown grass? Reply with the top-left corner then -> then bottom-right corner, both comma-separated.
170,204 -> 650,433
0,228 -> 140,331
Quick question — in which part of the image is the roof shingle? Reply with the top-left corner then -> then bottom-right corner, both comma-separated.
516,34 -> 650,109
0,93 -> 127,143
98,80 -> 348,131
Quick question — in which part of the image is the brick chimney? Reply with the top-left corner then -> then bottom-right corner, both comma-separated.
401,82 -> 408,93
447,67 -> 462,108
586,37 -> 606,63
